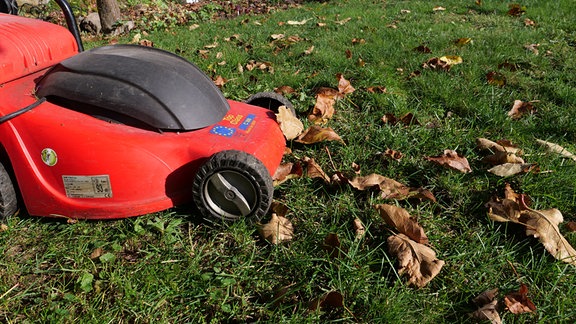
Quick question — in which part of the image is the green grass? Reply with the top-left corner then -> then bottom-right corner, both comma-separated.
2,0 -> 576,322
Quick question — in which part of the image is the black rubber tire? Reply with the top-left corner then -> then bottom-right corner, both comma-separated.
192,150 -> 273,222
244,92 -> 295,115
0,0 -> 18,15
0,162 -> 17,220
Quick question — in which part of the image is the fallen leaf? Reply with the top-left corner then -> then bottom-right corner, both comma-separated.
383,148 -> 403,161
271,201 -> 289,217
345,49 -> 353,59
565,221 -> 576,232
470,289 -> 501,324
204,42 -> 218,49
414,45 -> 432,53
486,71 -> 506,87
287,18 -> 311,25
439,55 -> 463,65
504,284 -> 536,314
353,218 -> 365,239
482,151 -> 525,165
335,17 -> 352,25
349,174 -> 410,197
323,233 -> 344,258
366,86 -> 387,94
274,86 -> 296,95
509,100 -> 536,119
304,45 -> 315,55
271,34 -> 285,40
139,39 -> 154,47
423,56 -> 462,71
524,43 -> 540,55
488,163 -> 538,177
336,74 -> 355,95
213,75 -> 227,88
382,113 -> 419,126
296,126 -> 344,145
507,3 -> 526,16
433,6 -> 446,11
536,139 -> 576,162
476,138 -> 523,155
454,37 -> 472,45
375,204 -> 429,244
272,162 -> 303,186
302,157 -> 331,183
276,106 -> 304,140
425,150 -> 472,173
308,92 -> 336,124
90,247 -> 103,260
524,18 -> 535,26
258,214 -> 294,244
387,233 -> 444,287
487,190 -> 576,265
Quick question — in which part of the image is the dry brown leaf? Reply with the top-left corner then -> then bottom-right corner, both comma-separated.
271,201 -> 289,217
287,18 -> 311,25
486,71 -> 506,87
383,148 -> 404,161
90,247 -> 103,260
488,163 -> 537,177
258,213 -> 294,244
470,289 -> 501,324
335,17 -> 352,25
302,157 -> 331,183
382,113 -> 419,126
276,106 -> 304,140
349,174 -> 410,198
487,190 -> 576,265
296,126 -> 344,145
565,221 -> 576,232
524,18 -> 535,26
536,139 -> 576,162
323,233 -> 345,258
304,45 -> 315,55
375,204 -> 429,244
482,151 -> 525,165
366,86 -> 387,93
387,233 -> 444,287
308,92 -> 336,124
509,100 -> 535,119
353,218 -> 365,239
507,4 -> 526,16
476,138 -> 523,155
274,85 -> 296,95
425,150 -> 472,173
504,284 -> 536,314
336,73 -> 355,95
272,162 -> 303,186
455,37 -> 472,45
213,76 -> 227,88
524,43 -> 540,55
414,45 -> 432,53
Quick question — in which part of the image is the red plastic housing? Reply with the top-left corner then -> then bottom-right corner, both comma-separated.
0,14 -> 286,219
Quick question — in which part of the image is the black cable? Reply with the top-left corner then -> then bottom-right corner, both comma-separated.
0,97 -> 46,124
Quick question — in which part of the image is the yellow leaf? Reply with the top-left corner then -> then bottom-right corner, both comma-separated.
275,106 -> 304,140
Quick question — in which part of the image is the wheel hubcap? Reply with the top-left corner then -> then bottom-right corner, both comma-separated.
204,170 -> 257,219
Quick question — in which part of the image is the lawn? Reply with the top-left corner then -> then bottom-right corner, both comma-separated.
1,0 -> 576,322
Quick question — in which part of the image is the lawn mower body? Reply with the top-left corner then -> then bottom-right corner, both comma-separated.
0,12 -> 285,220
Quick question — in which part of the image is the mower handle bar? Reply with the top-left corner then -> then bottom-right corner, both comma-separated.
54,0 -> 84,52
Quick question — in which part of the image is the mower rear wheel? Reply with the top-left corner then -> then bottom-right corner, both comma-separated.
193,150 -> 273,222
244,92 -> 295,115
0,0 -> 18,15
0,162 -> 17,220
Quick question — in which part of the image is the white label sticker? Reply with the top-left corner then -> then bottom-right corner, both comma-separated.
63,175 -> 113,198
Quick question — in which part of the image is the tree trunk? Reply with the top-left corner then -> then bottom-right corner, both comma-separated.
96,0 -> 121,34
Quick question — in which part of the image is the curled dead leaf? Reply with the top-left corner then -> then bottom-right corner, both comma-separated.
353,218 -> 365,239
276,106 -> 304,140
323,233 -> 345,258
296,126 -> 344,145
536,139 -> 576,162
308,92 -> 336,124
508,100 -> 536,119
387,233 -> 444,288
272,162 -> 303,186
258,214 -> 294,244
425,150 -> 472,173
504,284 -> 536,314
302,157 -> 331,183
486,71 -> 506,87
470,289 -> 501,324
336,73 -> 355,95
375,204 -> 429,244
488,163 -> 538,177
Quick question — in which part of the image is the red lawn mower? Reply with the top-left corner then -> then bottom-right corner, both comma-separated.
0,0 -> 290,222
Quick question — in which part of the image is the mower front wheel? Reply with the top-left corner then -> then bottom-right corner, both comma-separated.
0,162 -> 17,220
192,150 -> 273,222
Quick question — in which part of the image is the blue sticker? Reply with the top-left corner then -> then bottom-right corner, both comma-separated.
238,114 -> 256,131
210,125 -> 235,137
